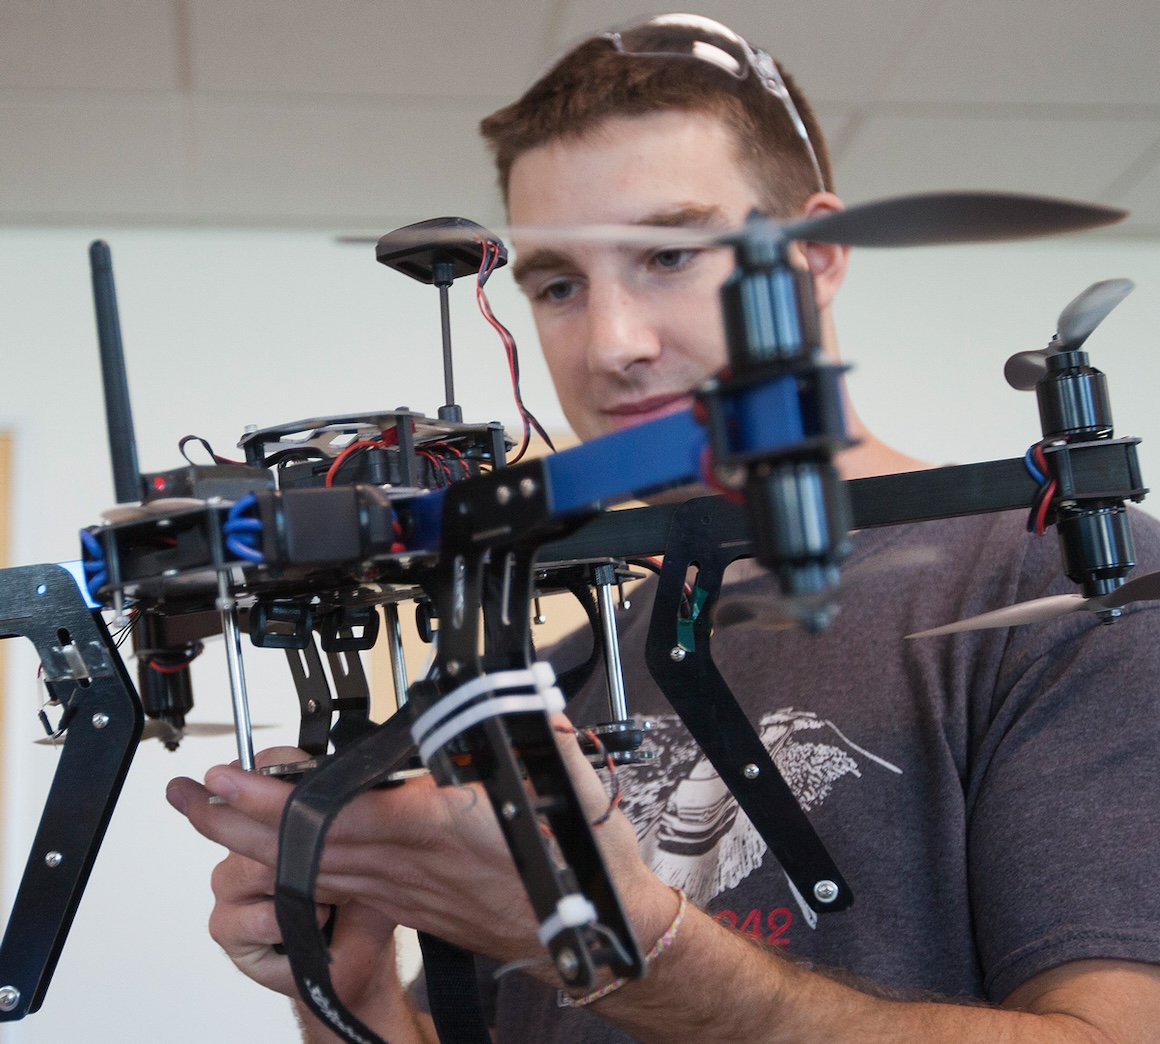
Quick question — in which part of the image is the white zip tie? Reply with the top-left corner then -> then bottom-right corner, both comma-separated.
411,661 -> 563,765
537,894 -> 599,946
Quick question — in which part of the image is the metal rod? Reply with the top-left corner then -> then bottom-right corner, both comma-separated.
383,603 -> 410,709
594,564 -> 629,721
216,571 -> 255,771
438,281 -> 455,409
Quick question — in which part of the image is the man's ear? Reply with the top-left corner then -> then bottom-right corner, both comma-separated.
791,192 -> 849,311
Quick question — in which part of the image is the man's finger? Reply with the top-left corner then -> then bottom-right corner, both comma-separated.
168,776 -> 283,866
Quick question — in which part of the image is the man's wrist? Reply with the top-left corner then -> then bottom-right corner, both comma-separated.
559,886 -> 688,1007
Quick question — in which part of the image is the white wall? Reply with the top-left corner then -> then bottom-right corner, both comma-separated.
2,226 -> 1160,1041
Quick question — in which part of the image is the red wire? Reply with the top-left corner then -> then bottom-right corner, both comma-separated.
426,441 -> 471,479
325,437 -> 384,487
324,425 -> 406,487
1034,480 -> 1056,535
1031,443 -> 1055,535
476,241 -> 532,463
699,446 -> 746,505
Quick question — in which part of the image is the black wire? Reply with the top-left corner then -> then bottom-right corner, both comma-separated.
261,446 -> 330,469
179,434 -> 242,466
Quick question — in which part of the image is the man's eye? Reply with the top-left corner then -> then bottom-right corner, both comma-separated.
651,247 -> 698,271
537,279 -> 579,302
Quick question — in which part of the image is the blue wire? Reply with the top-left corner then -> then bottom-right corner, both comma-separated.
224,494 -> 264,563
223,517 -> 262,533
79,529 -> 108,597
226,535 -> 264,563
1023,446 -> 1046,485
227,493 -> 258,523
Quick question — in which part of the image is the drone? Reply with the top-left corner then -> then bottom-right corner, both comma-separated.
0,191 -> 1149,1044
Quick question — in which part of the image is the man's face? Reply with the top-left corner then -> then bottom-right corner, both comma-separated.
508,110 -> 764,442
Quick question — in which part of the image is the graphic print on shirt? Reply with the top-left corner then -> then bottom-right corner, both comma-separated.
614,709 -> 902,919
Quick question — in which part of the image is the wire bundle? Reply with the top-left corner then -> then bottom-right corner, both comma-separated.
1024,443 -> 1057,535
79,529 -> 108,600
324,427 -> 400,487
475,241 -> 555,464
224,493 -> 264,563
140,639 -> 204,675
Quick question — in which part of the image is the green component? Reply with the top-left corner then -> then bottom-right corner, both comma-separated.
676,584 -> 710,652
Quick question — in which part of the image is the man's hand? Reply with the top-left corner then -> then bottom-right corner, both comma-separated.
167,746 -> 432,1043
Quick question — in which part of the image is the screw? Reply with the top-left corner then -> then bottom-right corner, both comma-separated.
500,801 -> 519,821
669,646 -> 686,662
555,947 -> 580,979
446,660 -> 461,677
91,713 -> 109,730
0,986 -> 20,1012
45,851 -> 63,869
305,699 -> 319,715
496,485 -> 512,505
641,720 -> 656,731
519,477 -> 537,498
743,763 -> 760,780
813,879 -> 840,904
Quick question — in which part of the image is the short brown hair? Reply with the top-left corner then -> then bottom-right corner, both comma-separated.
479,20 -> 832,219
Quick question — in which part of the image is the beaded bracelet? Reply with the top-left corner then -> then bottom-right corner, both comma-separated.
558,887 -> 689,1008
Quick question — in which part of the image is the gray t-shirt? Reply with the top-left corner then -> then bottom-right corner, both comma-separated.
481,508 -> 1160,1042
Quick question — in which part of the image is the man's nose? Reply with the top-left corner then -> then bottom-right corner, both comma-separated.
584,282 -> 662,375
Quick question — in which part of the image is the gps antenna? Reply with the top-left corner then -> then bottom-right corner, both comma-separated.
376,217 -> 507,423
89,240 -> 143,503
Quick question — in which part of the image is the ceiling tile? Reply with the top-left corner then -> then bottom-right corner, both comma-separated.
0,0 -> 179,90
835,113 -> 1160,215
187,0 -> 553,98
0,93 -> 187,218
883,0 -> 1160,106
188,96 -> 507,227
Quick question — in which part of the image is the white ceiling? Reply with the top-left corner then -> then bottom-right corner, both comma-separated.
2,0 -> 1160,238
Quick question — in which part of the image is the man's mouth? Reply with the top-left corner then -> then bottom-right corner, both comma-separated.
602,393 -> 693,429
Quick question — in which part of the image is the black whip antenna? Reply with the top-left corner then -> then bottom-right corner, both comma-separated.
89,240 -> 143,503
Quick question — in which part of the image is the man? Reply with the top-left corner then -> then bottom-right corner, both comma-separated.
167,14 -> 1160,1042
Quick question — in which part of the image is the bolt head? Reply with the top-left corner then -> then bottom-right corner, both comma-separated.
519,476 -> 537,498
305,699 -> 319,715
496,485 -> 512,505
91,713 -> 110,730
0,986 -> 20,1012
44,851 -> 63,869
555,947 -> 580,979
445,659 -> 461,677
742,763 -> 760,780
669,646 -> 687,662
500,801 -> 519,821
813,879 -> 840,904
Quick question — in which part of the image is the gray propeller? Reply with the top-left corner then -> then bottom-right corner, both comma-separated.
338,191 -> 1127,251
716,545 -> 943,633
907,568 -> 1160,639
35,720 -> 271,747
1004,278 -> 1135,391
778,192 -> 1125,248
